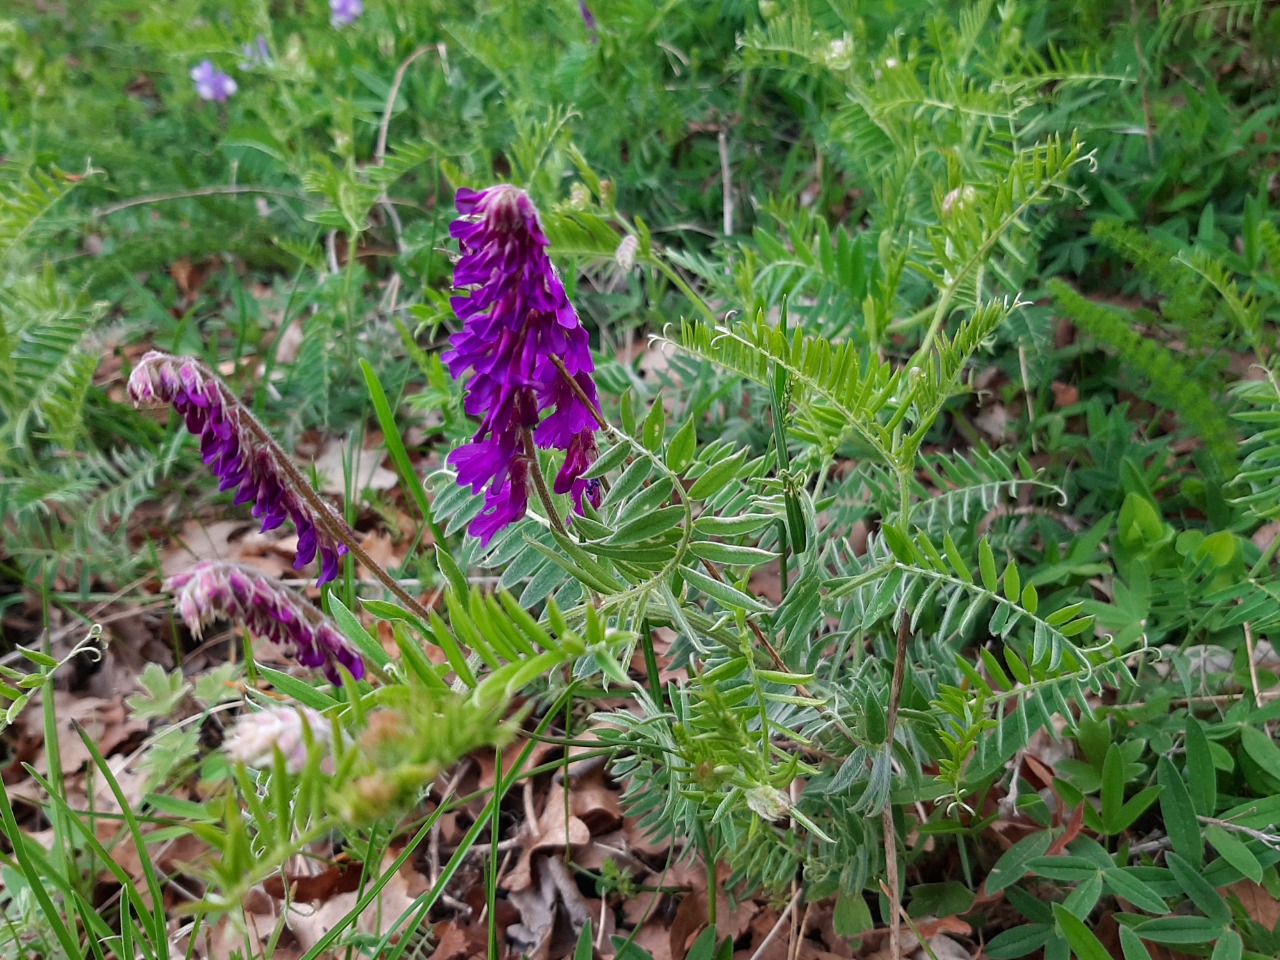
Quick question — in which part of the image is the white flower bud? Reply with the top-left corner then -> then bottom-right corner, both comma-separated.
825,36 -> 853,71
224,706 -> 329,774
615,235 -> 638,272
942,185 -> 978,218
745,783 -> 791,821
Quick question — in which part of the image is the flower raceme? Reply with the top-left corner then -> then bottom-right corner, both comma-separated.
127,351 -> 349,585
445,185 -> 603,543
167,561 -> 364,683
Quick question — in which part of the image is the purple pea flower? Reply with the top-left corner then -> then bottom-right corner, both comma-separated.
330,0 -> 363,27
128,351 -> 349,585
190,60 -> 237,102
239,35 -> 272,70
444,185 -> 602,544
166,561 -> 365,683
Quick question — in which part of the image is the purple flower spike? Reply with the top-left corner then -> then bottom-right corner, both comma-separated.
190,60 -> 237,102
579,1 -> 599,41
444,185 -> 603,544
167,561 -> 365,684
128,351 -> 350,585
330,0 -> 363,27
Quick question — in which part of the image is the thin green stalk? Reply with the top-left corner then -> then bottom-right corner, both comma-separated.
487,745 -> 502,960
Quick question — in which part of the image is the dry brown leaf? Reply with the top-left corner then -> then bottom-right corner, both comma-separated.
568,766 -> 624,833
285,850 -> 420,951
1221,879 -> 1280,930
509,857 -> 559,958
1050,381 -> 1079,408
504,788 -> 591,892
309,438 -> 397,496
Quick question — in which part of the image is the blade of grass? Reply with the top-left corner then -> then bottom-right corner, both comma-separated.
360,358 -> 447,550
75,721 -> 171,960
0,776 -> 84,958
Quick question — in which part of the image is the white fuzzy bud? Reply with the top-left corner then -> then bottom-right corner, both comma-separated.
615,235 -> 638,272
224,706 -> 329,774
745,783 -> 791,821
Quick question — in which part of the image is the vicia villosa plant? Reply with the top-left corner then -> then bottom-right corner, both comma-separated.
8,4 -> 1280,957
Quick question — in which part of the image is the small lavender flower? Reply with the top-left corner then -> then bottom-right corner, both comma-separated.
225,705 -> 331,773
238,35 -> 272,69
167,561 -> 365,683
330,0 -> 363,27
190,60 -> 237,102
128,351 -> 349,584
444,185 -> 602,544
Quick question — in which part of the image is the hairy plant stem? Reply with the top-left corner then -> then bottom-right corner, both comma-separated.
227,385 -> 434,624
521,427 -> 572,540
881,612 -> 911,959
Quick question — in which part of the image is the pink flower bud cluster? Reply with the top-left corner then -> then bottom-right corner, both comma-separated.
128,351 -> 348,585
444,185 -> 603,544
166,561 -> 364,683
224,705 -> 331,773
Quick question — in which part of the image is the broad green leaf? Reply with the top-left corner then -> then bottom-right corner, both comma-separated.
1118,926 -> 1154,960
1166,851 -> 1229,923
256,666 -> 338,710
1103,868 -> 1168,914
641,394 -> 666,452
907,881 -> 974,919
1184,717 -> 1216,818
686,448 -> 749,500
693,513 -> 776,536
1052,903 -> 1110,960
680,564 -> 771,614
986,924 -> 1052,959
833,890 -> 872,937
986,830 -> 1053,893
1211,930 -> 1243,960
608,506 -> 685,545
689,540 -> 776,566
1131,915 -> 1224,945
1158,756 -> 1202,864
666,417 -> 696,472
979,539 -> 998,592
1205,824 -> 1263,883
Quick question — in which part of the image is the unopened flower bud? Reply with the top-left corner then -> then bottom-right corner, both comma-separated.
942,185 -> 978,218
570,182 -> 591,209
745,784 -> 791,821
825,37 -> 853,71
615,235 -> 638,272
225,706 -> 329,773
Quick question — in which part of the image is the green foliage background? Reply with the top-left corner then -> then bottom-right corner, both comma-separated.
3,0 -> 1280,958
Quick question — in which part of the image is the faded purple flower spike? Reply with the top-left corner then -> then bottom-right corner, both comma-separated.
190,60 -> 237,102
167,561 -> 365,683
128,351 -> 349,585
239,35 -> 272,69
444,185 -> 602,544
579,1 -> 599,41
330,0 -> 363,27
